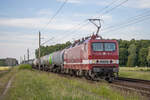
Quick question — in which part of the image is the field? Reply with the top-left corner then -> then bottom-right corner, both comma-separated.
119,67 -> 150,80
0,66 -> 11,71
0,65 -> 147,100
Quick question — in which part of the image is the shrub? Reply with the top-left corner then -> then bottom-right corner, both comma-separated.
18,64 -> 32,70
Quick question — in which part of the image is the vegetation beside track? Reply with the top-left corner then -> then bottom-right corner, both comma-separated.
119,67 -> 150,80
0,68 -> 14,96
3,66 -> 145,100
18,64 -> 32,70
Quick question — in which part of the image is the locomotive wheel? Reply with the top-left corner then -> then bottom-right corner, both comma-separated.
85,71 -> 91,80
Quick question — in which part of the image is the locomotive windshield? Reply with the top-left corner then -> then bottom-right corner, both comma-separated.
92,42 -> 116,51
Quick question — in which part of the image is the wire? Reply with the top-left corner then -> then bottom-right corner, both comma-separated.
52,0 -> 122,43
39,0 -> 68,46
40,0 -> 68,32
25,0 -> 68,59
102,11 -> 150,33
103,10 -> 150,31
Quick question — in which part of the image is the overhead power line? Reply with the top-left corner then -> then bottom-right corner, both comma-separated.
40,0 -> 68,45
103,10 -> 150,30
38,0 -> 129,47
70,0 -> 128,39
102,10 -> 150,33
53,0 -> 124,42
41,0 -> 68,32
103,0 -> 128,15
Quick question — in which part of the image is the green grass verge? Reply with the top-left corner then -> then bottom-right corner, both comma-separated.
120,67 -> 150,72
18,64 -> 32,70
119,67 -> 150,80
4,69 -> 144,100
119,70 -> 150,80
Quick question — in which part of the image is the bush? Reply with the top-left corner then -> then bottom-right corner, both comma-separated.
18,64 -> 32,70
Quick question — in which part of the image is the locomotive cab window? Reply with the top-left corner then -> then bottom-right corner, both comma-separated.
92,42 -> 116,51
92,42 -> 103,51
104,43 -> 116,51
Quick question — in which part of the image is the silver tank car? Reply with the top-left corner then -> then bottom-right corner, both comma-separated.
28,59 -> 34,65
41,54 -> 51,66
33,58 -> 39,66
52,50 -> 64,66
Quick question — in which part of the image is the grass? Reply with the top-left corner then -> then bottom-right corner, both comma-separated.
120,67 -> 150,72
18,64 -> 32,70
119,67 -> 150,80
4,68 -> 145,100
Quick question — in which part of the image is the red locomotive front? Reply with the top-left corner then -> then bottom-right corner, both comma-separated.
64,35 -> 119,82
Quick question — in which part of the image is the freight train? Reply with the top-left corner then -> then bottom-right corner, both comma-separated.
32,34 -> 119,82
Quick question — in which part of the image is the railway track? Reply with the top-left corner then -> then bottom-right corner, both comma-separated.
117,77 -> 150,85
112,77 -> 150,98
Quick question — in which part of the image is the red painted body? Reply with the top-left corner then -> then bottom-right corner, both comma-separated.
64,38 -> 119,71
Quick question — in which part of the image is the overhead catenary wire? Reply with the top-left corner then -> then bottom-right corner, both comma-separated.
101,11 -> 150,33
52,0 -> 126,44
102,10 -> 150,31
39,0 -> 68,45
62,0 -> 129,42
26,0 -> 68,59
40,0 -> 68,32
30,0 -> 129,58
31,0 -> 129,56
96,0 -> 128,18
69,0 -> 129,38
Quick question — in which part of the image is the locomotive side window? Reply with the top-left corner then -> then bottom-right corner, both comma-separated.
92,43 -> 103,51
104,43 -> 116,51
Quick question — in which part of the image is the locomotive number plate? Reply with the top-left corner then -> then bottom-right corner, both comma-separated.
98,60 -> 110,64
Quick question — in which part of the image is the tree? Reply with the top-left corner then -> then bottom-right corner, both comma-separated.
119,48 -> 128,66
147,47 -> 150,67
35,41 -> 71,58
127,44 -> 137,67
138,48 -> 148,66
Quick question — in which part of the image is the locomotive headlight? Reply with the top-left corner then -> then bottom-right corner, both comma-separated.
112,60 -> 119,64
89,60 -> 96,64
92,60 -> 96,64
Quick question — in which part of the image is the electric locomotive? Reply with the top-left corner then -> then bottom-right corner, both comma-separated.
32,19 -> 119,82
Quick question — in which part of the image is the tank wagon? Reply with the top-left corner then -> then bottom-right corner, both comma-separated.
33,34 -> 119,82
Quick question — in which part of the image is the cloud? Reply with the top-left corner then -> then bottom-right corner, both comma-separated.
125,0 -> 150,8
0,32 -> 38,61
0,14 -> 112,32
0,17 -> 77,31
37,9 -> 53,16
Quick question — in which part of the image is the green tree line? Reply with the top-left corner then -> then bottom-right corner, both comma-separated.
119,39 -> 150,67
35,39 -> 150,67
35,41 -> 71,58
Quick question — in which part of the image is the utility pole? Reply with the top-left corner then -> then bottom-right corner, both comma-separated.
24,55 -> 26,64
20,56 -> 22,64
38,31 -> 41,70
27,48 -> 29,63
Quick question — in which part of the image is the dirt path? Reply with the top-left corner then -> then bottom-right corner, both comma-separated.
0,74 -> 15,100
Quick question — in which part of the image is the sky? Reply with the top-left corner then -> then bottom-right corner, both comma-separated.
0,0 -> 150,62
